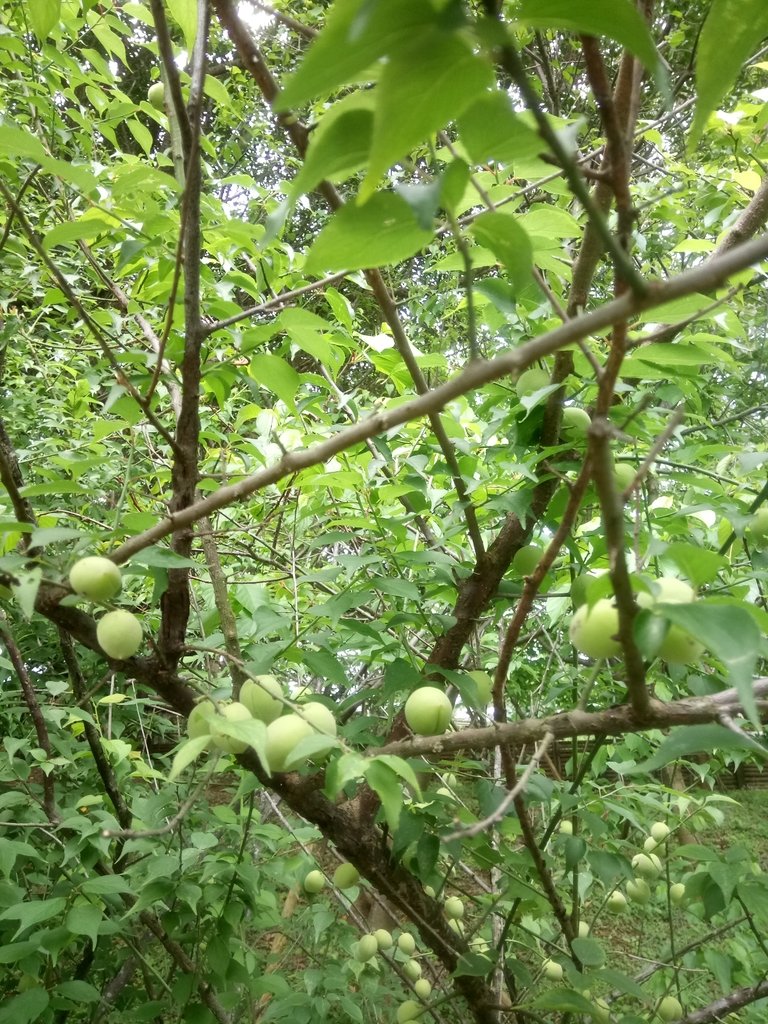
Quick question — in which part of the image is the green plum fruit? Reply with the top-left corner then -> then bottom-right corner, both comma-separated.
96,610 -> 143,660
404,687 -> 452,736
69,556 -> 122,602
569,599 -> 620,659
239,676 -> 283,723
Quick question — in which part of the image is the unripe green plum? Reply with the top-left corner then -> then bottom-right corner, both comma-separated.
239,676 -> 283,723
265,713 -> 312,771
396,1000 -> 423,1023
650,822 -> 671,843
333,863 -> 360,889
374,928 -> 393,950
515,367 -> 550,398
355,934 -> 379,962
466,670 -> 492,707
669,882 -> 686,905
148,81 -> 165,110
448,918 -> 464,936
187,699 -> 216,740
613,462 -> 636,493
559,820 -> 573,835
578,921 -> 590,938
657,996 -> 683,1021
398,932 -> 416,955
626,878 -> 651,905
747,507 -> 768,545
542,958 -> 563,981
632,852 -> 663,878
413,978 -> 431,1000
96,609 -> 143,660
210,702 -> 252,754
593,997 -> 610,1023
403,959 -> 422,981
303,869 -> 325,894
561,406 -> 591,442
606,890 -> 627,913
569,599 -> 620,659
69,556 -> 122,602
404,687 -> 452,736
512,544 -> 544,576
444,896 -> 464,920
299,700 -> 337,736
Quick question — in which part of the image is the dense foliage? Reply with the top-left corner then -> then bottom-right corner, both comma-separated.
2,1 -> 768,1022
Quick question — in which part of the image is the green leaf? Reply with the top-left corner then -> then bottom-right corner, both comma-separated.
130,546 -> 197,569
0,941 -> 40,964
55,980 -> 100,1004
361,30 -> 493,197
80,875 -> 134,896
0,897 -> 67,939
454,951 -> 494,977
167,0 -> 199,53
248,354 -> 301,408
471,212 -> 533,292
513,0 -> 662,77
563,836 -> 587,871
324,751 -> 368,799
691,0 -> 768,146
304,192 -> 433,273
168,735 -> 211,781
292,100 -> 375,197
571,937 -> 605,967
458,92 -> 542,167
625,724 -> 768,775
656,602 -> 762,724
0,988 -> 49,1024
533,989 -> 601,1015
65,904 -> 102,948
275,0 -> 437,110
28,0 -> 60,40
664,543 -> 728,586
11,568 -> 42,620
371,755 -> 422,798
364,760 -> 403,831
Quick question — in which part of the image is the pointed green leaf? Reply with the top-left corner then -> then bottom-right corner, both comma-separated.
571,937 -> 605,967
471,212 -> 533,292
361,31 -> 493,197
364,760 -> 403,831
513,0 -> 661,77
28,0 -> 60,41
65,903 -> 102,948
275,0 -> 437,110
625,724 -> 767,775
168,735 -> 211,781
305,192 -> 433,273
371,755 -> 422,798
248,354 -> 301,408
458,92 -> 542,167
292,101 -> 375,197
167,0 -> 199,53
691,0 -> 768,146
0,987 -> 49,1024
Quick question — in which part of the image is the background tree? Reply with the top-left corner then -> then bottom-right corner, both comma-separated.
2,1 -> 768,1023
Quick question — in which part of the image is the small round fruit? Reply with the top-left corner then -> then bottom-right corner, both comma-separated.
644,836 -> 659,853
651,822 -> 671,843
578,921 -> 590,938
569,599 -> 620,659
96,610 -> 143,660
561,406 -> 591,442
187,699 -> 216,740
632,853 -> 662,879
424,885 -> 436,899
542,958 -> 563,981
413,978 -> 431,1000
396,1001 -> 422,1023
659,626 -> 704,664
657,996 -> 683,1021
398,932 -> 416,955
148,81 -> 165,110
292,684 -> 314,703
669,882 -> 686,905
300,701 -> 337,736
69,556 -> 122,602
210,702 -> 252,754
265,713 -> 312,772
559,820 -> 573,835
239,676 -> 283,724
613,462 -> 635,492
626,878 -> 651,905
404,687 -> 452,736
444,896 -> 464,920
606,890 -> 627,913
516,366 -> 550,398
512,544 -> 543,576
374,928 -> 393,950
747,507 -> 768,545
355,934 -> 379,962
333,863 -> 360,889
403,958 -> 422,981
448,918 -> 464,935
303,870 -> 325,894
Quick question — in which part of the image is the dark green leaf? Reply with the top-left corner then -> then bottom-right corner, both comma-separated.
625,725 -> 767,775
471,212 -> 533,292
